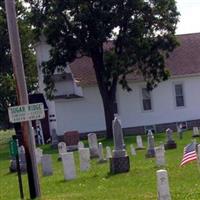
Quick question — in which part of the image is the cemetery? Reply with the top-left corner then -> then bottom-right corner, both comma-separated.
1,126 -> 200,200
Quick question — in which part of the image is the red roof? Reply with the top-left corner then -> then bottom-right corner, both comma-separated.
70,33 -> 200,86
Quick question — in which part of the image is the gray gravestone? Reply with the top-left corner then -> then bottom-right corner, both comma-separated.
41,154 -> 53,176
78,141 -> 84,149
61,152 -> 76,180
88,133 -> 99,158
136,135 -> 145,150
155,146 -> 165,167
146,130 -> 155,158
79,148 -> 90,171
106,146 -> 112,160
197,144 -> 200,165
164,128 -> 177,150
35,148 -> 43,164
98,143 -> 106,163
51,129 -> 59,148
192,127 -> 200,137
157,169 -> 171,200
110,116 -> 130,174
58,142 -> 67,160
130,144 -> 136,156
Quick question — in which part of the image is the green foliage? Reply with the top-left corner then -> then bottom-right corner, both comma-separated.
0,0 -> 38,128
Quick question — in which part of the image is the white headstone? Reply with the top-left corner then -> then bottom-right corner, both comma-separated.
106,146 -> 112,160
136,135 -> 144,149
130,144 -> 136,156
79,148 -> 90,171
61,152 -> 76,180
41,154 -> 53,176
197,144 -> 200,165
58,142 -> 67,158
157,169 -> 171,200
98,142 -> 106,162
35,148 -> 43,164
88,133 -> 99,158
155,146 -> 165,167
78,141 -> 84,149
193,127 -> 200,137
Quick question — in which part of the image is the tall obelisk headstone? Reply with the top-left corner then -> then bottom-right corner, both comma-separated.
164,128 -> 177,150
145,130 -> 155,158
110,116 -> 130,174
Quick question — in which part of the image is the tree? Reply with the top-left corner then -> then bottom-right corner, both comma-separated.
27,0 -> 179,138
0,0 -> 37,128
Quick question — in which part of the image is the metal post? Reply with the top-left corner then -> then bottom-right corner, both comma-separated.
4,0 -> 41,198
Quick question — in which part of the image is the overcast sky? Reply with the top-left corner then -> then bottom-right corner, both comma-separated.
176,0 -> 200,34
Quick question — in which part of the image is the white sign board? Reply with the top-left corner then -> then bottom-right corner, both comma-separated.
8,103 -> 45,123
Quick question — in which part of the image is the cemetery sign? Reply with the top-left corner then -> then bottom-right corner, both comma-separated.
8,103 -> 45,123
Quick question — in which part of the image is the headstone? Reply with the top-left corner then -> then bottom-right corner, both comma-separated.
35,148 -> 43,164
177,123 -> 184,139
130,144 -> 136,156
157,169 -> 171,200
192,127 -> 200,137
64,131 -> 80,151
61,152 -> 76,180
41,154 -> 53,176
145,130 -> 155,158
197,144 -> 200,165
98,143 -> 106,163
155,146 -> 165,167
110,116 -> 130,174
58,142 -> 67,161
88,133 -> 99,158
51,128 -> 59,148
78,141 -> 84,149
106,146 -> 112,160
164,128 -> 177,150
79,148 -> 90,171
136,135 -> 145,150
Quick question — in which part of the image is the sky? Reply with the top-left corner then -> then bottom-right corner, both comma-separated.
176,0 -> 200,34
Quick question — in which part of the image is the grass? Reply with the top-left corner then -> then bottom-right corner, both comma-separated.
0,129 -> 200,200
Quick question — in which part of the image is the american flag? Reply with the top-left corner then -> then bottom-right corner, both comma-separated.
180,142 -> 197,166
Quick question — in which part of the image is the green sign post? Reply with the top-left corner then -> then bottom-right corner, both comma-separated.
9,139 -> 18,157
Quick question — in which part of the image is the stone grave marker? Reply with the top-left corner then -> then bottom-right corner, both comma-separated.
106,146 -> 112,160
58,142 -> 67,161
64,131 -> 80,151
155,146 -> 165,167
146,130 -> 155,158
35,147 -> 43,164
130,144 -> 136,156
164,128 -> 177,150
98,142 -> 106,163
79,148 -> 90,171
51,128 -> 59,149
110,116 -> 130,174
61,152 -> 76,180
78,141 -> 84,149
41,154 -> 53,176
192,127 -> 200,137
157,169 -> 171,200
197,144 -> 200,165
88,133 -> 99,158
136,135 -> 145,150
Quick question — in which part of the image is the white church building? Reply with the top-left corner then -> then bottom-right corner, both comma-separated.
35,33 -> 200,138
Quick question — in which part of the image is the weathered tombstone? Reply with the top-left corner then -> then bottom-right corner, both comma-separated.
61,152 -> 76,180
88,133 -> 99,158
130,144 -> 136,156
136,135 -> 145,150
164,128 -> 177,150
106,146 -> 112,160
157,169 -> 171,200
35,148 -> 43,164
78,141 -> 84,149
41,154 -> 53,176
146,130 -> 155,158
177,123 -> 184,139
192,127 -> 200,138
64,131 -> 80,151
110,117 -> 130,174
197,144 -> 200,165
155,146 -> 165,167
98,142 -> 106,163
51,128 -> 59,149
58,142 -> 67,161
79,148 -> 90,171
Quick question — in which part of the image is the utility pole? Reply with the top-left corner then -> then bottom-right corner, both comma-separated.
5,0 -> 41,199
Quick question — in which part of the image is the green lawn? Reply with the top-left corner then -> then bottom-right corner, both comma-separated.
0,129 -> 200,200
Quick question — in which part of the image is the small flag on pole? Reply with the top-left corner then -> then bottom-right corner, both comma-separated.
180,142 -> 197,166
